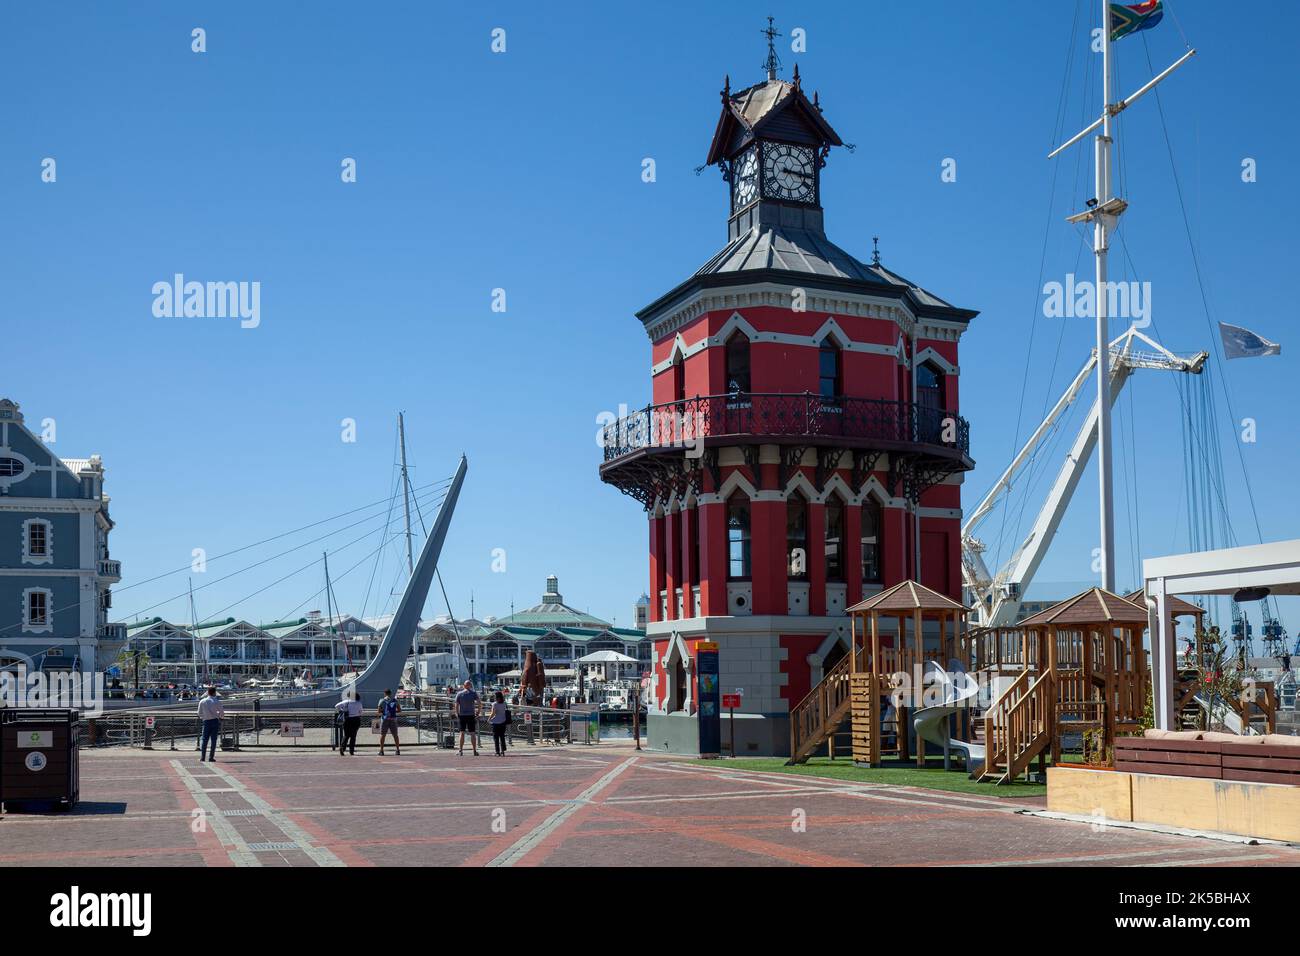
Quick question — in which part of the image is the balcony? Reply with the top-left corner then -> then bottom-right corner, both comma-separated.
98,559 -> 122,582
599,392 -> 972,507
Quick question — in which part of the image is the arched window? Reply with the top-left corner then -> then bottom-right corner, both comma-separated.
786,491 -> 808,580
917,362 -> 944,411
824,494 -> 846,581
819,338 -> 841,400
726,492 -> 751,579
671,653 -> 688,713
725,331 -> 751,394
861,497 -> 883,583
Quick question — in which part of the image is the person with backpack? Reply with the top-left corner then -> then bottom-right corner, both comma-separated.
454,680 -> 481,756
377,688 -> 401,756
489,690 -> 510,756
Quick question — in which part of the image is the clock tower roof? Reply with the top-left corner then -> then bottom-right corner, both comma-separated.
705,73 -> 842,167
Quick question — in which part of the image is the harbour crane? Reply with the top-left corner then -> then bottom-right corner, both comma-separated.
962,326 -> 1207,627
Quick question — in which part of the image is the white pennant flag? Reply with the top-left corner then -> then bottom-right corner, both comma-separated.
1219,322 -> 1281,360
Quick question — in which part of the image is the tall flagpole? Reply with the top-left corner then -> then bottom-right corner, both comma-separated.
1094,0 -> 1117,592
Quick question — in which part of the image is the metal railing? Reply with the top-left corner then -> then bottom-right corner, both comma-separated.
600,392 -> 970,461
81,698 -> 576,751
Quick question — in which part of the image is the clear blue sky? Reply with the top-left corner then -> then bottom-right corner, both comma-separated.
3,2 -> 1297,641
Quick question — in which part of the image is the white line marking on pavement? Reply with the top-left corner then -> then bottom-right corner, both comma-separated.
487,755 -> 639,867
201,762 -> 346,867
169,760 -> 261,867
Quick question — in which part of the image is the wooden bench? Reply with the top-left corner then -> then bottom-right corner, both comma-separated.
1221,742 -> 1300,786
1114,735 -> 1300,786
1114,736 -> 1222,779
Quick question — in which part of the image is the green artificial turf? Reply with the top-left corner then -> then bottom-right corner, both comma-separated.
712,755 -> 1051,798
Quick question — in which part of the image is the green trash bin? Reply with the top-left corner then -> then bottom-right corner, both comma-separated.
0,708 -> 80,811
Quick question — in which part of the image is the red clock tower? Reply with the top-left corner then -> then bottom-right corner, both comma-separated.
600,53 -> 978,756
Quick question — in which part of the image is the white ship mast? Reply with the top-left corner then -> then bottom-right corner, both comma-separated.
1048,1 -> 1195,590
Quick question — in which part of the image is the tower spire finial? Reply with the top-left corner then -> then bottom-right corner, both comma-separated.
761,16 -> 782,80
871,236 -> 881,266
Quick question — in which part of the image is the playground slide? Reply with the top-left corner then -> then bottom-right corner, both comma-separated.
1192,693 -> 1258,735
912,661 -> 986,773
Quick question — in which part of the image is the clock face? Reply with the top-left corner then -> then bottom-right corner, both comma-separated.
731,147 -> 758,209
763,143 -> 816,203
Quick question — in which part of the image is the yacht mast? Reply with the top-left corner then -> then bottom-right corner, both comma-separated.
398,412 -> 415,576
1048,1 -> 1195,592
1094,0 -> 1118,591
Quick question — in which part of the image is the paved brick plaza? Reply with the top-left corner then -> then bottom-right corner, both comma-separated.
3,742 -> 1298,867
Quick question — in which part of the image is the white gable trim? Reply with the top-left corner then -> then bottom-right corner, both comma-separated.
651,310 -> 901,375
915,346 -> 958,375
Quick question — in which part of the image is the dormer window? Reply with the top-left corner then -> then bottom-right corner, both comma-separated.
22,518 -> 53,565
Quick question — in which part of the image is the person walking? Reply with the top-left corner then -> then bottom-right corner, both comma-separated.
197,686 -> 224,762
335,690 -> 363,756
489,691 -> 509,756
377,688 -> 401,756
455,680 -> 481,756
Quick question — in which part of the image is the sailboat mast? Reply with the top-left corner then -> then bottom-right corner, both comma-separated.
1094,0 -> 1118,591
398,412 -> 415,576
189,577 -> 207,686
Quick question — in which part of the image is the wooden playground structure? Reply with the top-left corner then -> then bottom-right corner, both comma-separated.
787,581 -> 1274,783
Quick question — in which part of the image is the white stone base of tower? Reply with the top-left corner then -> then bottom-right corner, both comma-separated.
643,615 -> 854,758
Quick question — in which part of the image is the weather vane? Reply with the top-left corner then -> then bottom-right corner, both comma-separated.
762,16 -> 782,80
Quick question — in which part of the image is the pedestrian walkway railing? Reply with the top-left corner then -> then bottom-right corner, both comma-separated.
81,698 -> 576,751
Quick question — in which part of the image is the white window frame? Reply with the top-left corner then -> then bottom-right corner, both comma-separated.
22,518 -> 53,565
0,447 -> 34,490
22,587 -> 54,634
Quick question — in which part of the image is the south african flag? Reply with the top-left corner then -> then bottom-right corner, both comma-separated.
1109,1 -> 1164,41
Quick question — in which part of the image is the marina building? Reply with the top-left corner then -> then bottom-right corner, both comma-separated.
0,398 -> 121,676
110,576 -> 648,687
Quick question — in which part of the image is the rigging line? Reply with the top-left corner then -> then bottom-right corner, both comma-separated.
276,526 -> 420,624
1140,33 -> 1268,547
179,497 -> 445,626
108,475 -> 453,596
133,493 -> 448,629
990,1 -> 1084,565
435,568 -> 469,687
0,485 -> 449,639
358,454 -> 405,625
110,490 -> 447,629
997,224 -> 1092,573
1127,377 -> 1142,582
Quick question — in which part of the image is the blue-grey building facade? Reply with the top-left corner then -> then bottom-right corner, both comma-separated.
0,398 -> 120,674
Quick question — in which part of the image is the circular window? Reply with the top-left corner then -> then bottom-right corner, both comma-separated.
0,457 -> 25,478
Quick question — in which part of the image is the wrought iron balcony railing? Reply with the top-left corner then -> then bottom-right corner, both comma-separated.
600,392 -> 970,462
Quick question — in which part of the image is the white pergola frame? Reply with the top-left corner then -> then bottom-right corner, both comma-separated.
1143,539 -> 1300,730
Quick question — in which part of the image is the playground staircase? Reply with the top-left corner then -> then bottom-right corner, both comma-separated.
786,653 -> 854,765
979,669 -> 1054,784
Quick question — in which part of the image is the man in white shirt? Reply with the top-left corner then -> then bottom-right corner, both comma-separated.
197,686 -> 224,762
334,690 -> 364,756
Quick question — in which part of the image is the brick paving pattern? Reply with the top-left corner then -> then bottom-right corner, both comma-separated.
3,743 -> 1298,867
